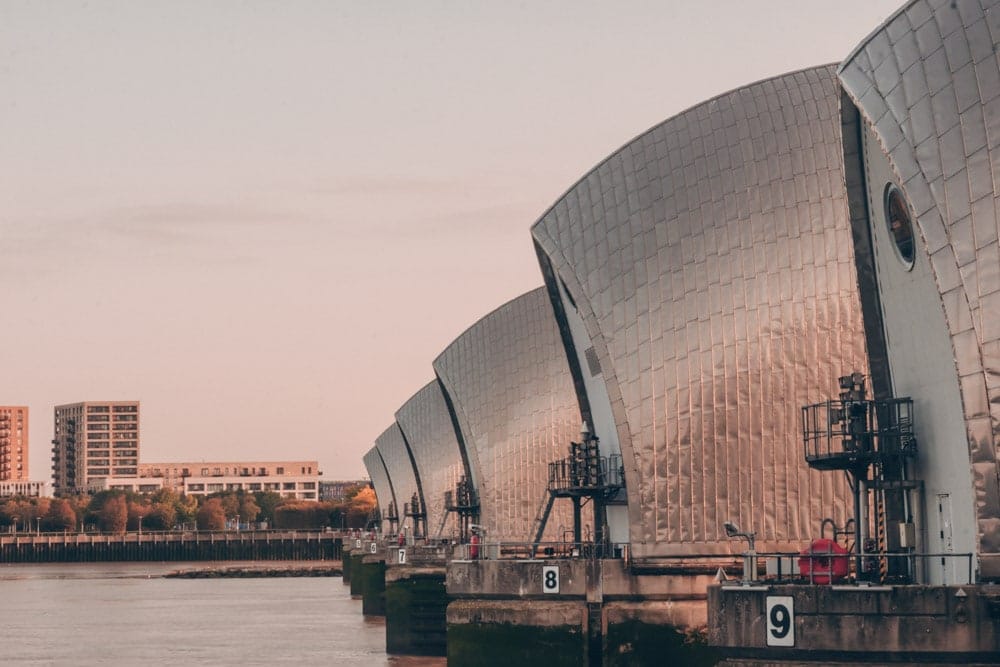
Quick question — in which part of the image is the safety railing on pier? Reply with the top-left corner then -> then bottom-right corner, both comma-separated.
451,540 -> 631,562
722,549 -> 975,586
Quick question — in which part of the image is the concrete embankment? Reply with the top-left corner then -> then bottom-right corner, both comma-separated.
165,562 -> 343,578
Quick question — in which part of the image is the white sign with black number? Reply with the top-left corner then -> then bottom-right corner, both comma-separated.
542,565 -> 559,594
355,539 -> 362,549
398,548 -> 406,565
370,542 -> 377,554
765,596 -> 794,647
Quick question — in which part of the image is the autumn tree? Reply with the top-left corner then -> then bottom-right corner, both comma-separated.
239,495 -> 260,525
345,486 -> 377,528
43,498 -> 77,532
98,495 -> 128,534
127,500 -> 151,531
197,498 -> 226,530
145,502 -> 177,531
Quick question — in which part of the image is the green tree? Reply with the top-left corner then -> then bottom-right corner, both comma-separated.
253,491 -> 282,525
196,498 -> 226,530
175,494 -> 199,527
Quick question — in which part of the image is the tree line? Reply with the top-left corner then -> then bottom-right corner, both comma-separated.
0,484 -> 377,534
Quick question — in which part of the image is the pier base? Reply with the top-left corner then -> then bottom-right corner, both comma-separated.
708,583 -> 1000,665
341,546 -> 352,583
448,599 -> 588,666
349,551 -> 367,598
385,564 -> 448,655
359,553 -> 387,616
446,558 -> 718,666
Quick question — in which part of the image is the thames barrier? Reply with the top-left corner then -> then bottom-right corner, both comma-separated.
351,1 -> 1000,665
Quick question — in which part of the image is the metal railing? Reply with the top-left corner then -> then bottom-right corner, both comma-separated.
451,540 -> 630,562
723,549 -> 975,586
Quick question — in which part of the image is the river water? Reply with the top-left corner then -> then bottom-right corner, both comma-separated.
0,562 -> 447,667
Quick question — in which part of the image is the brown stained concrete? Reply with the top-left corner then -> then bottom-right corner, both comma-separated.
709,583 -> 1000,662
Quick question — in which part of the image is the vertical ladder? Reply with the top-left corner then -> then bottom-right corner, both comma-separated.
531,493 -> 556,546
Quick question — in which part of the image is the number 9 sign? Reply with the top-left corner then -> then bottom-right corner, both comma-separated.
765,596 -> 794,647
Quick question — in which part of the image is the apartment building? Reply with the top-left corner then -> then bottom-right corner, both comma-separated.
52,401 -> 139,495
0,407 -> 28,481
139,460 -> 320,500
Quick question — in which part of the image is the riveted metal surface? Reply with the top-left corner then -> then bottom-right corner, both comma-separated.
363,445 -> 395,533
433,287 -> 582,543
375,422 -> 420,534
395,380 -> 465,538
531,66 -> 865,557
839,0 -> 1000,557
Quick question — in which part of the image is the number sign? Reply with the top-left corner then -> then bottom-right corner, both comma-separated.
765,596 -> 794,647
355,539 -> 362,549
398,548 -> 407,565
369,542 -> 377,554
542,565 -> 559,594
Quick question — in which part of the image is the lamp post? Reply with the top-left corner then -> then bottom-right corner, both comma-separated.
724,521 -> 758,583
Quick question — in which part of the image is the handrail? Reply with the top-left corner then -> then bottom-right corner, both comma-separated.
723,548 -> 975,586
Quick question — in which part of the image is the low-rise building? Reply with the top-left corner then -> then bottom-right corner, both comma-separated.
0,480 -> 51,498
139,461 -> 320,500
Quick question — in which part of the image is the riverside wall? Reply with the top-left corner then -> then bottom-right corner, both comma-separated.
0,531 -> 342,562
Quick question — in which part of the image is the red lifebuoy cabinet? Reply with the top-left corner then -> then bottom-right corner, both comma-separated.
469,533 -> 480,559
799,538 -> 849,583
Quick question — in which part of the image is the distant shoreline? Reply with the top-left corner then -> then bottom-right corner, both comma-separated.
165,562 -> 342,578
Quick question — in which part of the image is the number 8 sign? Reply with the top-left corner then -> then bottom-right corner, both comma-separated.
765,596 -> 794,647
542,565 -> 559,594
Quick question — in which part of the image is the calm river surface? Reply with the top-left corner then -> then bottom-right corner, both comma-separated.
0,562 -> 446,667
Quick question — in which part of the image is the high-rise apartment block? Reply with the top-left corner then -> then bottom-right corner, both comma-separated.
52,401 -> 139,495
0,407 -> 28,481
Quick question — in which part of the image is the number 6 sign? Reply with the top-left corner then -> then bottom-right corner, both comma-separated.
765,596 -> 794,647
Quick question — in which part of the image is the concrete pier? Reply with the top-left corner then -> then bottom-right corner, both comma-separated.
341,546 -> 352,583
349,550 -> 368,598
709,583 -> 1000,665
446,558 -> 719,666
383,544 -> 448,655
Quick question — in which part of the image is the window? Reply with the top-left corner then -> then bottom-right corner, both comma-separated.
884,184 -> 915,270
276,467 -> 284,475
188,483 -> 205,492
283,482 -> 296,490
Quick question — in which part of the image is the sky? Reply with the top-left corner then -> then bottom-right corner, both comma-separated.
1,0 -> 904,481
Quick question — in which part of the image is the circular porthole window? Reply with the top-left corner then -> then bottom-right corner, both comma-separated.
884,184 -> 915,270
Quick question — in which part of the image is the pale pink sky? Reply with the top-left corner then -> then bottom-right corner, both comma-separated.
1,1 -> 903,481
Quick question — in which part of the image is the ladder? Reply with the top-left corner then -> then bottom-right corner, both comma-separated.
530,493 -> 556,547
